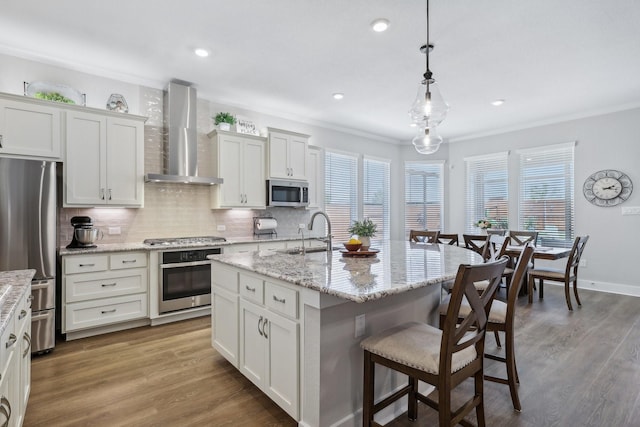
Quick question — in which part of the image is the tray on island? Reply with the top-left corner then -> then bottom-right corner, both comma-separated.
340,249 -> 379,258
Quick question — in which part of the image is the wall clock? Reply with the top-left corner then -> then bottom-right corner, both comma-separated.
582,169 -> 633,207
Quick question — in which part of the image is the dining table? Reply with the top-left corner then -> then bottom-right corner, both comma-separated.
505,244 -> 571,260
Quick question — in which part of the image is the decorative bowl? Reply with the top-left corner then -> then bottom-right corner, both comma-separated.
343,242 -> 362,252
25,81 -> 85,105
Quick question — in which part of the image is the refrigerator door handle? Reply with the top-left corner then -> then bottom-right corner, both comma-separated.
37,161 -> 47,276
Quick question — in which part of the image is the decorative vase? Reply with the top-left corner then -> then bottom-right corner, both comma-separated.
359,236 -> 371,251
218,123 -> 231,131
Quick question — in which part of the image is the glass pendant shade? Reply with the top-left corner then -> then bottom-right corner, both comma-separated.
412,126 -> 442,154
408,79 -> 449,127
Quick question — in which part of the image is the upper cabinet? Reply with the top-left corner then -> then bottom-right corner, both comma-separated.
64,110 -> 145,207
307,145 -> 324,209
209,130 -> 267,209
267,128 -> 309,181
0,93 -> 62,160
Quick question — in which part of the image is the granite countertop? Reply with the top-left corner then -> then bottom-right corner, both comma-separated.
208,240 -> 484,303
57,235 -> 314,256
0,269 -> 35,336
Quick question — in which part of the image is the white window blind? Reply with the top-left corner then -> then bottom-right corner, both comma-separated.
404,161 -> 444,237
363,158 -> 390,240
325,151 -> 358,242
518,142 -> 575,247
465,152 -> 509,232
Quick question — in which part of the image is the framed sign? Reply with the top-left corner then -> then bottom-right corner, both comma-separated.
236,119 -> 259,136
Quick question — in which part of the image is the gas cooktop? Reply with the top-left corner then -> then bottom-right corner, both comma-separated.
143,236 -> 227,247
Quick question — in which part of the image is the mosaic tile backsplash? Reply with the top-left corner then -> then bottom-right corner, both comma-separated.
58,86 -> 314,246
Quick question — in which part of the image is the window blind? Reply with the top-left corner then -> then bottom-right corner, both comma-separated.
465,152 -> 509,232
518,142 -> 575,247
363,158 -> 390,240
404,161 -> 444,237
324,151 -> 358,242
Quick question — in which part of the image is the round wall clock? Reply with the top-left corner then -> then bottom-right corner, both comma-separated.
583,169 -> 633,207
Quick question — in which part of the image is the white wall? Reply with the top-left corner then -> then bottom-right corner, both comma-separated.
446,109 -> 640,295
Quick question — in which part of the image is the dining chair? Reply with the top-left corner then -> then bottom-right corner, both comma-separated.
463,234 -> 491,260
409,229 -> 440,243
361,257 -> 508,427
474,236 -> 514,294
486,229 -> 507,236
439,244 -> 534,412
527,235 -> 589,310
437,233 -> 459,246
508,230 -> 538,246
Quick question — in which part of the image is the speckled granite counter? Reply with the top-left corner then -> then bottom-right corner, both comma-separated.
209,240 -> 484,302
0,269 -> 34,335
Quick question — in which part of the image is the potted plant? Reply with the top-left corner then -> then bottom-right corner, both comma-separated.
348,218 -> 378,250
213,112 -> 236,131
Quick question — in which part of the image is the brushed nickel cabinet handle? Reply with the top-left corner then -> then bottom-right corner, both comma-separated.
23,332 -> 31,357
273,295 -> 286,304
0,134 -> 3,149
121,259 -> 137,264
100,188 -> 105,200
262,318 -> 269,339
245,285 -> 256,292
101,309 -> 117,314
0,396 -> 11,426
18,310 -> 27,321
108,188 -> 112,200
79,263 -> 95,267
258,316 -> 264,337
101,283 -> 117,287
6,333 -> 17,349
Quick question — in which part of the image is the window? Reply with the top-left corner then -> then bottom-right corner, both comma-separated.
324,151 -> 391,242
325,151 -> 358,242
363,158 -> 390,240
465,152 -> 509,232
518,142 -> 575,247
404,161 -> 444,237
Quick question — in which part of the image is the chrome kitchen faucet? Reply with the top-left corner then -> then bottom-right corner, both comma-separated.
308,211 -> 332,253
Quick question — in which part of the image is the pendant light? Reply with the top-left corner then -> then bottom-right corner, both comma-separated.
408,0 -> 448,154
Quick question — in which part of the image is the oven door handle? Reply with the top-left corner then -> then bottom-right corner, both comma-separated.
160,260 -> 212,269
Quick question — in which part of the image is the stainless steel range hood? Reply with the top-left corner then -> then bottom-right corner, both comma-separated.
145,81 -> 223,185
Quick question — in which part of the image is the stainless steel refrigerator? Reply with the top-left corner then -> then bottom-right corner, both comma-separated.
0,157 -> 56,353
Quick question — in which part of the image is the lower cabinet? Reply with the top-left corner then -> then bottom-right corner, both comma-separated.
62,252 -> 148,334
211,265 -> 299,420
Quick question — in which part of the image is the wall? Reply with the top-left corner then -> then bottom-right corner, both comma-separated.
446,109 -> 640,295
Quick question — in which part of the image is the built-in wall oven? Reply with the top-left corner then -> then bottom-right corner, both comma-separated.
158,247 -> 221,314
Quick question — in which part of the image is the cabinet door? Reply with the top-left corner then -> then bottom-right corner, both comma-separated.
65,111 -> 105,205
288,135 -> 308,180
106,117 -> 144,206
268,133 -> 290,179
265,313 -> 299,419
18,308 -> 31,427
243,139 -> 266,208
212,286 -> 239,367
307,146 -> 323,208
0,98 -> 61,159
218,135 -> 244,206
239,300 -> 266,389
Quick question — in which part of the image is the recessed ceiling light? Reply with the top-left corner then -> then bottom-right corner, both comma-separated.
194,48 -> 209,57
371,19 -> 390,32
333,93 -> 344,100
409,123 -> 417,127
491,99 -> 505,106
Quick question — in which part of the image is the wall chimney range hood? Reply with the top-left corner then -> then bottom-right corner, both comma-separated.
145,80 -> 223,185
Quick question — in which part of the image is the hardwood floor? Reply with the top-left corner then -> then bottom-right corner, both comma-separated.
24,286 -> 640,426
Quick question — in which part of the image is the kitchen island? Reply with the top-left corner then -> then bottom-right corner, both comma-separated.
209,241 -> 483,427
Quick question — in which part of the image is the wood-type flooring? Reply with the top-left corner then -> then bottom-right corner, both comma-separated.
24,285 -> 640,426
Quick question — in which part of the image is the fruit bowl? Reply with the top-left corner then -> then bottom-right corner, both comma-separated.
343,242 -> 362,252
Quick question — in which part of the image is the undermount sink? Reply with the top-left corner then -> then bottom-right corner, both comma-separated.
277,246 -> 339,255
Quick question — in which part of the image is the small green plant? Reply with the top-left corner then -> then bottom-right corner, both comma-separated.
213,112 -> 236,125
348,218 -> 378,237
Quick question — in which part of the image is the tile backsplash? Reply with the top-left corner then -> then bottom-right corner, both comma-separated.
58,86 -> 314,246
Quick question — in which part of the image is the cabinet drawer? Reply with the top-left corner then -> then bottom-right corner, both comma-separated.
265,282 -> 298,319
65,294 -> 148,332
239,273 -> 264,304
64,255 -> 108,274
0,313 -> 16,378
258,241 -> 286,251
212,264 -> 239,293
65,269 -> 148,302
225,243 -> 259,254
110,252 -> 147,270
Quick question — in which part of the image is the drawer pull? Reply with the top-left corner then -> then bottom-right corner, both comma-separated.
6,333 -> 17,349
79,263 -> 95,267
101,309 -> 117,314
258,316 -> 264,337
18,309 -> 27,320
121,260 -> 137,264
245,285 -> 256,292
23,332 -> 31,357
101,283 -> 117,287
272,295 -> 286,304
0,396 -> 11,425
262,318 -> 269,339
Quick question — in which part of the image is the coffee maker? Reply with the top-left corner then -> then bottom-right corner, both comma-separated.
66,216 -> 98,249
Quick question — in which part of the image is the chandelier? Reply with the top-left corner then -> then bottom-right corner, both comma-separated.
408,0 -> 449,154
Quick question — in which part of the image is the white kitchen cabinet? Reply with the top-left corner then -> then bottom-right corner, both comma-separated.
307,145 -> 324,209
64,110 -> 145,207
62,252 -> 148,335
267,128 -> 309,181
211,264 -> 240,367
208,130 -> 267,209
0,93 -> 61,160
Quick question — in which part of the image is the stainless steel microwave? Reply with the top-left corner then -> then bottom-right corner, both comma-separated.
267,179 -> 309,207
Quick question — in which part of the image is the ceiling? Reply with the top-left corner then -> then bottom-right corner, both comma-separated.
2,0 -> 640,144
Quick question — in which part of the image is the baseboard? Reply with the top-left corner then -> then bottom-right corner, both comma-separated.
576,279 -> 640,297
149,306 -> 211,326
